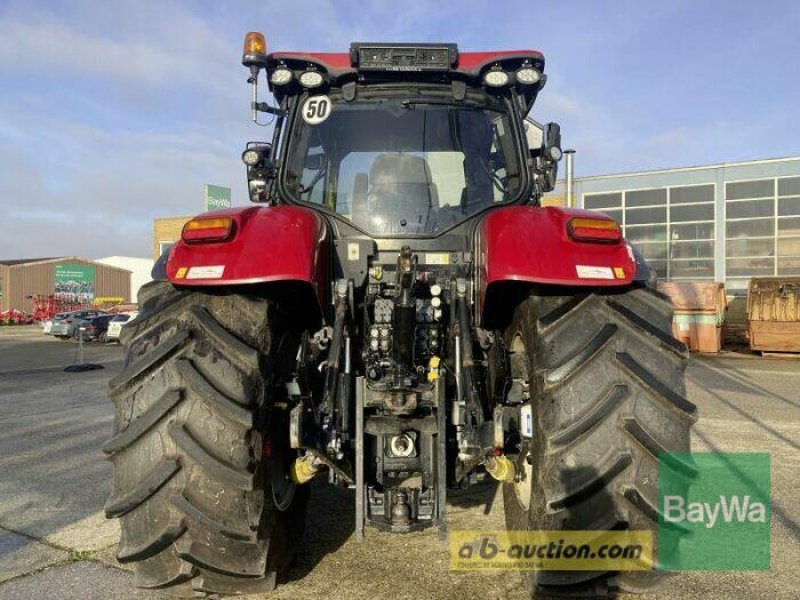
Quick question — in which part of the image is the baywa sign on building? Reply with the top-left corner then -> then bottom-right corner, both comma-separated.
204,184 -> 232,211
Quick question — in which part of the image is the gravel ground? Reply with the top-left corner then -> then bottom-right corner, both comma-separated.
0,326 -> 797,599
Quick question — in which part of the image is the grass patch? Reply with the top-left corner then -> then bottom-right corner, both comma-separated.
70,549 -> 98,561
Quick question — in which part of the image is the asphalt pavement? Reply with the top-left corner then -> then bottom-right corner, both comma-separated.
0,326 -> 797,599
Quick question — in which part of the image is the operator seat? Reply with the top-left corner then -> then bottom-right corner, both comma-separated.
357,154 -> 437,234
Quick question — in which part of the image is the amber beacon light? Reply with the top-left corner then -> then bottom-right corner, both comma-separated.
243,32 -> 267,57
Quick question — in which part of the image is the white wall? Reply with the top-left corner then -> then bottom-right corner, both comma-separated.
96,256 -> 154,303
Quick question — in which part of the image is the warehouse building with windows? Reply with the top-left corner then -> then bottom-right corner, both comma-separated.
549,155 -> 800,293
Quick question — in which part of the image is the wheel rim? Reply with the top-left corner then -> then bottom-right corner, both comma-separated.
269,332 -> 299,512
509,333 -> 533,512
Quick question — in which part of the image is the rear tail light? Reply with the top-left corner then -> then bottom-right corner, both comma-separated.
568,217 -> 622,243
182,217 -> 235,243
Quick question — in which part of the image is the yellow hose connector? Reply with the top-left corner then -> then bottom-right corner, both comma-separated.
484,455 -> 516,483
427,356 -> 442,382
290,453 -> 320,484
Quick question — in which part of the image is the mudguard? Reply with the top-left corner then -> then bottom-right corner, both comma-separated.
165,205 -> 328,306
477,205 -> 636,322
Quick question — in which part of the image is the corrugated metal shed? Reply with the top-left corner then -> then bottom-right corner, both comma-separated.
0,257 -> 131,313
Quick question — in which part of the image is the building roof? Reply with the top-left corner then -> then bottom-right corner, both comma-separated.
96,256 -> 153,262
0,257 -> 63,266
0,256 -> 131,272
570,154 -> 800,183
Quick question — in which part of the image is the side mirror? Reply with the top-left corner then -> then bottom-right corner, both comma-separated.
526,120 -> 563,194
524,119 -> 544,151
540,122 -> 562,192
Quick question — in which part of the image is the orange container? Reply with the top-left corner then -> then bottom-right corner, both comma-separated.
671,313 -> 723,353
658,281 -> 727,314
659,281 -> 727,353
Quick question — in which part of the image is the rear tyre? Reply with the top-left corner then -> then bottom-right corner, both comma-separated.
502,285 -> 696,598
104,281 -> 308,596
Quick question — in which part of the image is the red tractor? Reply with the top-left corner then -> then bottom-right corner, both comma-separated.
105,33 -> 695,598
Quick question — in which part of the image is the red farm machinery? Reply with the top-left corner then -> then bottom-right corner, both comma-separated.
104,33 -> 695,598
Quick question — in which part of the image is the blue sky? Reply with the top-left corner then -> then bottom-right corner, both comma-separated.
1,0 -> 798,258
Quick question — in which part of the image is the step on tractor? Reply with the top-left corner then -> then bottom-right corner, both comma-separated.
105,32 -> 696,598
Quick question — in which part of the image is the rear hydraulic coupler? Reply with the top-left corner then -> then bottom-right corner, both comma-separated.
291,453 -> 322,484
484,454 -> 516,483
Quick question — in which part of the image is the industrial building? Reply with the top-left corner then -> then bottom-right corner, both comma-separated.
548,154 -> 800,293
0,257 -> 131,314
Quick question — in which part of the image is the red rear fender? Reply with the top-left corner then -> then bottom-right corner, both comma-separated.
477,206 -> 636,322
166,205 -> 328,307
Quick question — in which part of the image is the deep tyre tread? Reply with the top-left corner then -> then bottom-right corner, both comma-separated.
102,390 -> 183,455
105,280 -> 308,597
170,492 -> 257,542
117,520 -> 187,563
108,330 -> 190,395
104,459 -> 181,518
615,352 -> 697,420
169,423 -> 254,490
176,359 -> 254,427
502,284 -> 695,599
549,385 -> 628,448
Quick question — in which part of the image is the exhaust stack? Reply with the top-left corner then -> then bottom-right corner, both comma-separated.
564,149 -> 576,207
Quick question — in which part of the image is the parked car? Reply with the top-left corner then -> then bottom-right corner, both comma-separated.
42,312 -> 71,335
50,310 -> 108,338
105,312 -> 138,343
72,314 -> 117,342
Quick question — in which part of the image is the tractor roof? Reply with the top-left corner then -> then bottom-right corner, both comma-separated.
263,45 -> 546,112
266,49 -> 544,80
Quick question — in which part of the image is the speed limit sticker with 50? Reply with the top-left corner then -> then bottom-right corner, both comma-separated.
301,95 -> 332,125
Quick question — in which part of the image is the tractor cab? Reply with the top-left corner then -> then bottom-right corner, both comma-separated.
240,34 -> 562,238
